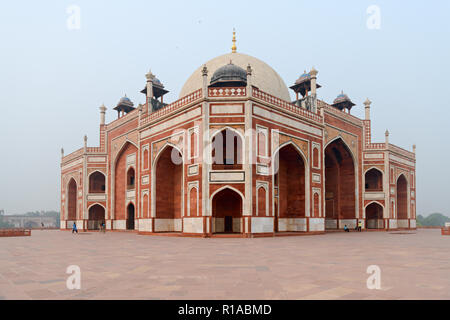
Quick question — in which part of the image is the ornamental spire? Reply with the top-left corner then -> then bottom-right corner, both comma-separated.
231,28 -> 237,53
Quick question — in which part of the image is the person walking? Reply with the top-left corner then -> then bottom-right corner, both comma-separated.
72,222 -> 78,234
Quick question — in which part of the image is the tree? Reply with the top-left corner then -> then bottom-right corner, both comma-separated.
0,216 -> 14,229
417,213 -> 450,227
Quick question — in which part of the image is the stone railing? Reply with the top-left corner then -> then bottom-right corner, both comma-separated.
366,143 -> 386,150
140,89 -> 202,126
319,100 -> 363,127
388,144 -> 415,159
105,107 -> 140,131
62,148 -> 84,163
209,87 -> 246,97
86,147 -> 104,154
252,87 -> 322,123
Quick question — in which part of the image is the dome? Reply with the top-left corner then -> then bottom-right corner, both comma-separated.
114,94 -> 135,113
210,62 -> 247,87
295,71 -> 310,84
118,95 -> 133,106
180,52 -> 291,101
152,77 -> 164,88
333,92 -> 351,104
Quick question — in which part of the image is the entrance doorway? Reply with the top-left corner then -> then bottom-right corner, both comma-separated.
212,188 -> 243,234
127,203 -> 135,230
324,138 -> 356,229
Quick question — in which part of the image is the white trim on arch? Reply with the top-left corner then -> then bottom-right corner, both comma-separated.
364,200 -> 385,209
87,202 -> 106,211
210,185 -> 245,201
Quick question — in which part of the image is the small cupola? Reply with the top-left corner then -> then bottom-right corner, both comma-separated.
114,95 -> 135,118
332,91 -> 355,113
290,70 -> 321,99
141,71 -> 169,113
209,61 -> 247,88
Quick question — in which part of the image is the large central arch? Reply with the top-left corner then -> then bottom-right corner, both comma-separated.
324,138 -> 356,229
273,143 -> 307,232
154,144 -> 183,232
211,187 -> 243,233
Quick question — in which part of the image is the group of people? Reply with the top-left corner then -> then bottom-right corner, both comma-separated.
344,220 -> 363,232
72,222 -> 106,234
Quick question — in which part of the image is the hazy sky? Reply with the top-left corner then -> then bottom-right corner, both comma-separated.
0,1 -> 449,215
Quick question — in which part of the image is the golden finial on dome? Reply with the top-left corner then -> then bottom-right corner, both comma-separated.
231,28 -> 237,53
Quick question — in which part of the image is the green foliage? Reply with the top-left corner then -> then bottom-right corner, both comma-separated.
0,216 -> 14,229
417,213 -> 450,227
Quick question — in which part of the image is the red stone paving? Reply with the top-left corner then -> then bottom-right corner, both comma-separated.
0,229 -> 449,300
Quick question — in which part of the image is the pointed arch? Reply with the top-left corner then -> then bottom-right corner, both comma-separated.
66,178 -> 77,221
272,141 -> 310,227
152,143 -> 184,231
112,141 -> 138,221
152,142 -> 183,168
256,184 -> 269,217
88,170 -> 106,193
325,136 -> 357,164
211,186 -> 244,234
126,202 -> 135,230
365,167 -> 383,191
324,137 -> 357,228
365,201 -> 384,229
87,204 -> 105,230
396,174 -> 408,220
211,127 -> 244,170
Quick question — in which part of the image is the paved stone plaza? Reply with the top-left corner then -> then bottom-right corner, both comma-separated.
0,229 -> 449,299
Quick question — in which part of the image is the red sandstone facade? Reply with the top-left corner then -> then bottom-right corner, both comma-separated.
60,50 -> 416,236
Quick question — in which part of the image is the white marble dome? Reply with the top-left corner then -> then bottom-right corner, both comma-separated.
179,52 -> 291,101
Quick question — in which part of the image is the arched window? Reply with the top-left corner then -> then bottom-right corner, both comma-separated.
212,129 -> 243,170
365,168 -> 383,191
127,167 -> 135,190
89,171 -> 105,193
